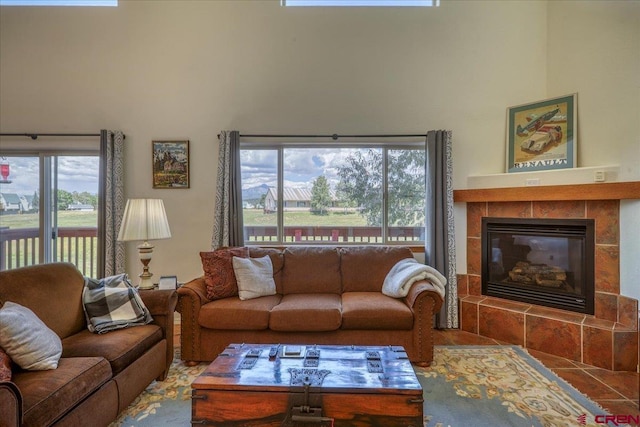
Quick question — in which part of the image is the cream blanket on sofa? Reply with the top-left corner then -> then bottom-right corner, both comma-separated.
382,258 -> 447,299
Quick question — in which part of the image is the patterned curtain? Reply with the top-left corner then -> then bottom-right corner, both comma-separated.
425,130 -> 458,329
211,130 -> 244,249
98,130 -> 125,278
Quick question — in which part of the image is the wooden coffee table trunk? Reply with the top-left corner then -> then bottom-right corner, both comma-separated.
191,343 -> 423,426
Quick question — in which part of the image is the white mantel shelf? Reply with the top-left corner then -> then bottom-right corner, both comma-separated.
453,181 -> 640,203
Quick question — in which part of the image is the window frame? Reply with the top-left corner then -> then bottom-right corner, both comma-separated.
240,140 -> 426,247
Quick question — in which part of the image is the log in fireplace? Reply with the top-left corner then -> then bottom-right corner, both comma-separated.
481,217 -> 595,314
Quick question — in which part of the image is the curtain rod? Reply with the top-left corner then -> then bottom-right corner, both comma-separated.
219,133 -> 427,140
0,132 -> 125,140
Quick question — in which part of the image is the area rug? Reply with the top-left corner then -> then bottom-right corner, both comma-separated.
110,345 -> 609,427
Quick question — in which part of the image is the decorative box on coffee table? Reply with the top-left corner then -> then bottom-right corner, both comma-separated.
191,343 -> 423,426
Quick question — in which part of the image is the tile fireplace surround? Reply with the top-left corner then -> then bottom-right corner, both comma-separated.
454,182 -> 640,372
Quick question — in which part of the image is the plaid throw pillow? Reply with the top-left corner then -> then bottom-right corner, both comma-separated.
82,274 -> 153,334
201,247 -> 249,300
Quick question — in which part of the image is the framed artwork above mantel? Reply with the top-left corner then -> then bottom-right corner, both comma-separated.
506,94 -> 577,173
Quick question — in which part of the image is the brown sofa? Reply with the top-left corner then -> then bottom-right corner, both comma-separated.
0,263 -> 177,427
178,246 -> 444,367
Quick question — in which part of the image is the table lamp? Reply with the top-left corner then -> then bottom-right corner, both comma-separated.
117,199 -> 171,289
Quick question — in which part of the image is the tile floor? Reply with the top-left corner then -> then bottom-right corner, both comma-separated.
174,316 -> 638,418
434,328 -> 640,418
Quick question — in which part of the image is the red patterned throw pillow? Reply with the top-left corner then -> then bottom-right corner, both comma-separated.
201,247 -> 249,300
0,347 -> 12,382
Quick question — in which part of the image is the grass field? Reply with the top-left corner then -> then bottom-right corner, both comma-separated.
0,211 -> 98,228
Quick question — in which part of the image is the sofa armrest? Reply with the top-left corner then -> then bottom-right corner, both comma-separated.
139,289 -> 178,379
403,279 -> 445,366
176,277 -> 208,310
0,381 -> 22,427
176,277 -> 208,364
404,279 -> 444,313
140,289 -> 178,321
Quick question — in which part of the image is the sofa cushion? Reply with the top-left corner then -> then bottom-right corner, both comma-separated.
340,246 -> 413,292
61,324 -> 163,376
201,247 -> 249,300
198,295 -> 282,330
0,301 -> 63,370
233,255 -> 277,300
12,356 -> 111,427
282,247 -> 341,294
270,294 -> 342,332
341,292 -> 413,330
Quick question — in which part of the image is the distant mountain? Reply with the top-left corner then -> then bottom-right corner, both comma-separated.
242,184 -> 270,201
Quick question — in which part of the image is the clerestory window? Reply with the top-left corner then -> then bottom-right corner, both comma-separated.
282,0 -> 438,7
0,0 -> 116,6
240,142 -> 426,246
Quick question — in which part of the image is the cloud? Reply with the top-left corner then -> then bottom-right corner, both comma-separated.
241,147 -> 376,190
0,156 -> 99,195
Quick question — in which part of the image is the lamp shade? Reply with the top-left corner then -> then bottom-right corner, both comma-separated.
117,199 -> 171,242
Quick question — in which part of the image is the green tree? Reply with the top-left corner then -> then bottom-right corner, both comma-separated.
336,150 -> 383,226
310,175 -> 332,215
56,189 -> 74,211
336,149 -> 425,226
387,149 -> 426,226
32,191 -> 39,211
73,191 -> 98,208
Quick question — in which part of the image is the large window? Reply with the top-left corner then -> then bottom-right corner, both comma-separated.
240,143 -> 425,245
0,153 -> 99,276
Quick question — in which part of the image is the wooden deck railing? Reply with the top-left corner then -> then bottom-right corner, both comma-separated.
0,227 -> 98,277
245,225 -> 424,244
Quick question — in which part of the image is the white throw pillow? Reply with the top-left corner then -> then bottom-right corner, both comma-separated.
232,255 -> 276,300
0,301 -> 62,370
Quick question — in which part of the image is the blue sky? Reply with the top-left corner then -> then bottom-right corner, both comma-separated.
0,156 -> 99,195
240,147 -> 373,190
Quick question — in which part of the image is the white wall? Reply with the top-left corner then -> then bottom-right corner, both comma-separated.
454,1 -> 640,300
0,1 -> 637,298
547,1 -> 640,301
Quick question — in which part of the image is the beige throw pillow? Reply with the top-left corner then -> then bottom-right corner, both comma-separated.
0,301 -> 62,370
232,255 -> 276,300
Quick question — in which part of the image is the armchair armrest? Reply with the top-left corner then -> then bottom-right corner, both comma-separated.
0,381 -> 22,427
139,289 -> 178,379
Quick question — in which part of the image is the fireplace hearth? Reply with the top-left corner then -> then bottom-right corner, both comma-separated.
482,217 -> 595,314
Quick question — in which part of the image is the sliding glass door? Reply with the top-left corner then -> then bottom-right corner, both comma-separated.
0,154 -> 99,277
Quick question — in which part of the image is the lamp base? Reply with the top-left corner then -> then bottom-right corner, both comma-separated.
138,274 -> 155,290
137,242 -> 155,290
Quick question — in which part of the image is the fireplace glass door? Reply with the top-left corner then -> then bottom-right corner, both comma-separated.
481,218 -> 594,314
